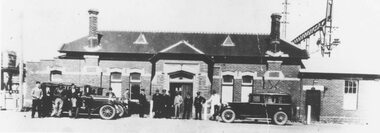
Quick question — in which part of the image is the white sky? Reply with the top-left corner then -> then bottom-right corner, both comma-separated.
1,0 -> 380,74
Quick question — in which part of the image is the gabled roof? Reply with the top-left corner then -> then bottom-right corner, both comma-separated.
59,31 -> 308,59
160,40 -> 204,54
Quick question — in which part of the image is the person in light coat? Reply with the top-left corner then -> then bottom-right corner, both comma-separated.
206,90 -> 221,120
173,91 -> 183,119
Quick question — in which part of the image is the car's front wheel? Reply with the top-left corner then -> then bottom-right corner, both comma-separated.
273,111 -> 288,125
99,105 -> 116,120
221,109 -> 236,123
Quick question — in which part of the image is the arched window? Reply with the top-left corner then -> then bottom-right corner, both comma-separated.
222,75 -> 234,103
130,72 -> 141,82
222,75 -> 234,84
241,75 -> 253,102
110,72 -> 122,97
50,70 -> 62,82
242,75 -> 253,84
129,72 -> 141,100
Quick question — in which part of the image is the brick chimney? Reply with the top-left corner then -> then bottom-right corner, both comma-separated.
88,9 -> 99,48
270,13 -> 281,52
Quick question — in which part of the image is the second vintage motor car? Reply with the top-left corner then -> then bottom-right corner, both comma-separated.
219,93 -> 292,125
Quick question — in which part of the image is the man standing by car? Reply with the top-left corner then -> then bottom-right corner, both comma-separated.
206,90 -> 221,120
138,89 -> 148,118
105,87 -> 116,98
194,91 -> 205,120
31,81 -> 43,118
51,84 -> 65,117
68,84 -> 80,118
152,89 -> 162,118
182,92 -> 193,119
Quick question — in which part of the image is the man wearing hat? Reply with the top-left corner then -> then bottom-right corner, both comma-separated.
194,91 -> 206,120
138,89 -> 148,118
161,89 -> 171,118
152,89 -> 162,118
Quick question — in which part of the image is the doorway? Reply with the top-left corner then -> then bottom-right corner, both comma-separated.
169,83 -> 193,100
169,83 -> 193,117
305,90 -> 321,121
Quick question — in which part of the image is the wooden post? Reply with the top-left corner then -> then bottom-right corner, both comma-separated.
149,100 -> 153,118
307,105 -> 311,124
202,104 -> 207,120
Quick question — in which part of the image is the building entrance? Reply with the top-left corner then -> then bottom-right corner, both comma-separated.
169,83 -> 193,117
169,83 -> 193,101
305,90 -> 321,121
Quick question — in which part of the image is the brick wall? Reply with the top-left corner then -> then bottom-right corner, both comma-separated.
26,58 -> 152,103
213,62 -> 302,121
151,60 -> 211,99
302,79 -> 380,124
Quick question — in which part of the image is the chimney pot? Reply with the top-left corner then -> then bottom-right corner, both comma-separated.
270,13 -> 282,52
88,9 -> 99,15
88,9 -> 99,48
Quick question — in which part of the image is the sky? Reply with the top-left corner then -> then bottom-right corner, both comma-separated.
1,0 -> 380,74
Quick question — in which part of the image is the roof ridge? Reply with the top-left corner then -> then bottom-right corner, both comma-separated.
98,29 -> 266,35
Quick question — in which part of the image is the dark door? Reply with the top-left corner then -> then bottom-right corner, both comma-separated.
305,90 -> 321,121
169,83 -> 193,116
170,83 -> 193,99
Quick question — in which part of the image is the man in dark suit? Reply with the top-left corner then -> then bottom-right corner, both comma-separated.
152,89 -> 162,118
182,92 -> 193,119
161,89 -> 171,118
138,89 -> 148,118
194,91 -> 206,120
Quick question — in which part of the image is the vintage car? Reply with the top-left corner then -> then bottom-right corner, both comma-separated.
40,82 -> 128,120
219,93 -> 292,125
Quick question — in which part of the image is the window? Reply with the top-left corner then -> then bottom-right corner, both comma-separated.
129,72 -> 141,99
222,75 -> 234,103
110,72 -> 122,97
130,72 -> 141,81
241,75 -> 253,102
343,80 -> 358,110
111,72 -> 122,81
242,75 -> 253,84
222,75 -> 234,84
50,70 -> 62,82
131,84 -> 140,99
251,95 -> 262,103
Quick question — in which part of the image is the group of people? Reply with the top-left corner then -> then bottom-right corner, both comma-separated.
151,89 -> 221,120
30,81 -> 98,118
31,80 -> 222,120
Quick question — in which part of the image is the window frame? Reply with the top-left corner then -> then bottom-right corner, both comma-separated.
242,75 -> 253,86
110,72 -> 122,82
50,70 -> 62,82
130,72 -> 142,82
343,80 -> 359,110
222,75 -> 234,85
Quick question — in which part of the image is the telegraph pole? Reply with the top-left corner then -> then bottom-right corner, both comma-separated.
281,0 -> 290,39
18,11 -> 24,112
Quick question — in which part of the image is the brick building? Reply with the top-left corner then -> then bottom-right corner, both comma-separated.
26,9 -> 311,121
299,71 -> 380,123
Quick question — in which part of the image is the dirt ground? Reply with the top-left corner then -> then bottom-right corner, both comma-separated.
0,110 -> 377,133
